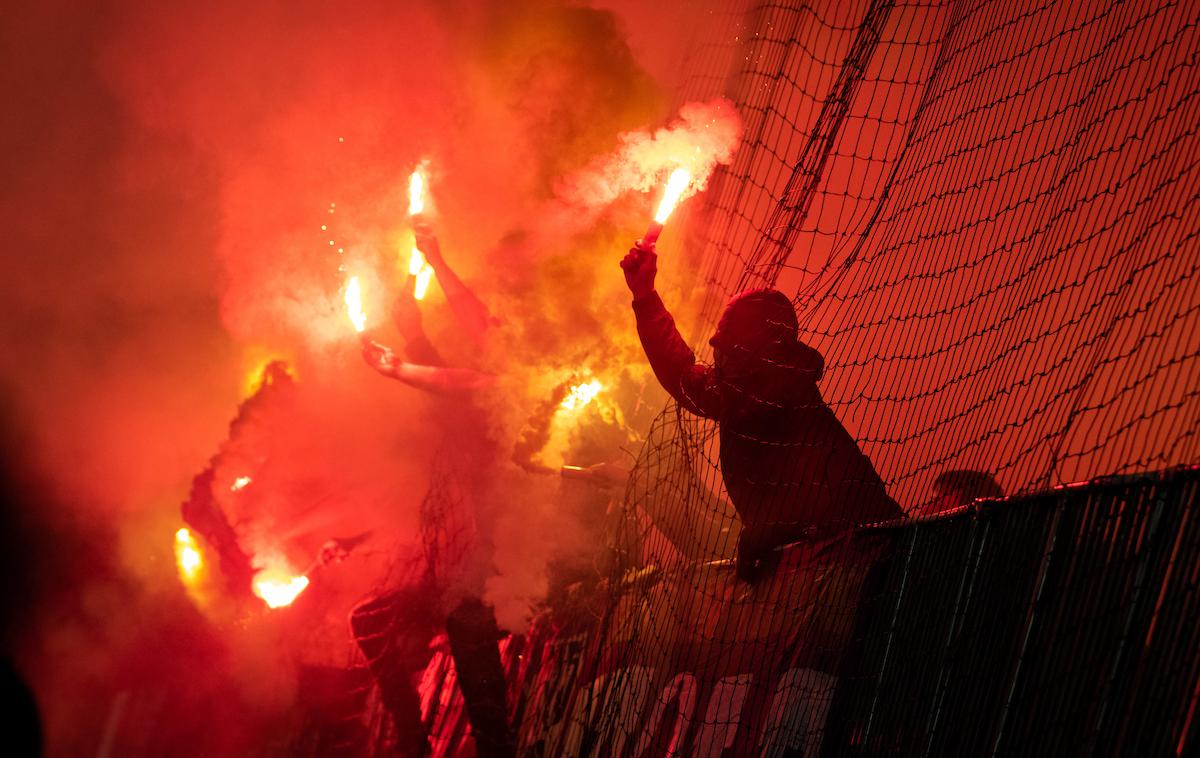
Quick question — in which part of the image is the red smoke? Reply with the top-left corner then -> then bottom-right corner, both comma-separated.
1,0 -> 738,753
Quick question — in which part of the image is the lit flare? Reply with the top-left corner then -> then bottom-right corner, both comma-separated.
408,168 -> 426,216
407,164 -> 437,299
175,528 -> 203,584
414,266 -> 435,300
655,168 -> 693,224
253,567 -> 310,609
408,246 -> 435,301
643,168 -> 693,246
408,247 -> 426,276
560,379 -> 603,412
345,276 -> 366,333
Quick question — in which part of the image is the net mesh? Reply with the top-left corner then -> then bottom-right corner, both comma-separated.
537,0 -> 1200,754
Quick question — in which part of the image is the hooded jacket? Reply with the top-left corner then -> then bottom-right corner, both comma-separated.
632,290 -> 900,542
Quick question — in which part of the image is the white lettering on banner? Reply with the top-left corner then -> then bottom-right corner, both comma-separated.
418,650 -> 452,721
519,633 -> 587,752
760,668 -> 837,758
559,666 -> 654,756
691,674 -> 754,758
428,664 -> 466,758
631,673 -> 699,756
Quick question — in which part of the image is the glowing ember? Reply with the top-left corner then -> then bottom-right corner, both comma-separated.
174,528 -> 203,584
231,476 -> 252,491
654,168 -> 693,224
253,567 -> 310,609
408,167 -> 426,216
560,379 -> 603,411
344,276 -> 366,333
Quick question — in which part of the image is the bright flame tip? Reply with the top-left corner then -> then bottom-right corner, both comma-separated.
408,168 -> 426,216
344,276 -> 367,333
560,379 -> 604,412
654,168 -> 693,224
253,571 -> 310,609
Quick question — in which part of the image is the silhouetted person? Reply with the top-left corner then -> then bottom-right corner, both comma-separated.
621,243 -> 901,580
358,223 -> 514,757
909,469 -> 1004,519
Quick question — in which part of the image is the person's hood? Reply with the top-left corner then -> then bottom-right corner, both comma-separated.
712,288 -> 824,406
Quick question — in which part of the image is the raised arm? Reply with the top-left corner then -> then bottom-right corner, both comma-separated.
361,339 -> 496,394
392,290 -> 445,366
415,222 -> 495,346
620,243 -> 721,419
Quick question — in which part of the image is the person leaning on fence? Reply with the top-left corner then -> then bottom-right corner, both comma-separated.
621,241 -> 902,581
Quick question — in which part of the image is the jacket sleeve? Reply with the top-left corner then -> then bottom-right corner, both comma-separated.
632,292 -> 722,419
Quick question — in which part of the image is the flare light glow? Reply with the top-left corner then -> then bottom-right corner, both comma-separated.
655,168 -> 693,224
643,168 -> 693,246
345,276 -> 367,332
560,379 -> 604,412
253,567 -> 310,609
174,528 -> 203,585
408,246 -> 435,300
408,168 -> 426,216
407,165 -> 436,300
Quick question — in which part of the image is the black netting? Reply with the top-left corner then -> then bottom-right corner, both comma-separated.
525,0 -> 1200,755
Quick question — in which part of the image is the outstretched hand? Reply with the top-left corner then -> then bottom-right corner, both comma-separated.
361,339 -> 398,375
620,242 -> 657,300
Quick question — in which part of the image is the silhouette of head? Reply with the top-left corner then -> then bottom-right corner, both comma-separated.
933,470 -> 1003,504
709,289 -> 822,382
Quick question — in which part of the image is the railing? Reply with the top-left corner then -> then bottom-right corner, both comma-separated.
512,466 -> 1200,756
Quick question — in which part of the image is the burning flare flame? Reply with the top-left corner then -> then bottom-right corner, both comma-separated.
408,167 -> 426,216
414,265 -> 435,300
175,528 -> 203,584
253,566 -> 310,609
408,246 -> 435,301
654,168 -> 693,224
560,379 -> 603,412
344,276 -> 366,332
407,165 -> 436,300
408,247 -> 426,277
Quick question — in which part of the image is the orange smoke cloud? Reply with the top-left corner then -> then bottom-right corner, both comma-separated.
559,98 -> 742,213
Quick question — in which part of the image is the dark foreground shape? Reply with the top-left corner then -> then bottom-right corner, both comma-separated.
446,597 -> 515,758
